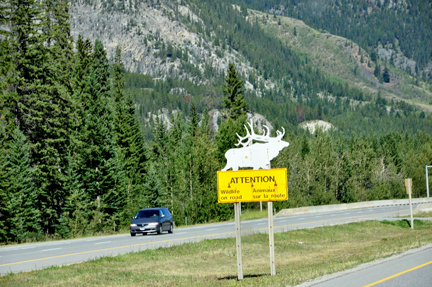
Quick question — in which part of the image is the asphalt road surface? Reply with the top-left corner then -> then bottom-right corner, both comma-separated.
297,242 -> 432,287
0,204 -> 423,276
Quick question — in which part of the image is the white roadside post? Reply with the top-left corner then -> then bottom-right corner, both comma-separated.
426,166 -> 432,198
405,178 -> 414,229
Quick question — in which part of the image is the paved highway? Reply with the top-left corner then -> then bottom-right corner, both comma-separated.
297,242 -> 432,287
0,204 -> 420,275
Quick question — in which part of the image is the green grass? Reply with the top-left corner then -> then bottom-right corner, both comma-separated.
396,211 -> 432,219
414,211 -> 432,218
2,220 -> 432,286
381,219 -> 432,229
240,210 -> 269,221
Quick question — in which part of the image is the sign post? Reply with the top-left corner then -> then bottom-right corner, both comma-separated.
218,168 -> 287,279
268,200 -> 276,275
405,178 -> 414,229
234,202 -> 243,280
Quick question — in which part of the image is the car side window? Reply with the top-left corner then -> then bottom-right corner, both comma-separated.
164,208 -> 171,217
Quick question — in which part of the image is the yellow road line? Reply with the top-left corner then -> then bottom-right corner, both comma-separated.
0,208 -> 409,267
364,260 -> 432,287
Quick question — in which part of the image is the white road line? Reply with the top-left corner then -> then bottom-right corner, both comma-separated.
50,242 -> 71,246
41,248 -> 62,252
257,223 -> 266,225
299,218 -> 305,220
357,212 -> 363,213
17,247 -> 36,250
85,239 -> 100,242
330,214 -> 336,216
206,228 -> 217,231
95,241 -> 111,245
315,216 -> 321,218
175,232 -> 186,235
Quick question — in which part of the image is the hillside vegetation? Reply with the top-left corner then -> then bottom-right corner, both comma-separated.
254,9 -> 432,110
1,0 -> 432,244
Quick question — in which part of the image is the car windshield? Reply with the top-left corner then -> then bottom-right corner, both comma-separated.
135,210 -> 160,219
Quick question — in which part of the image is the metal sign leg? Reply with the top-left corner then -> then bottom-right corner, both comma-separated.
268,201 -> 276,275
235,203 -> 243,280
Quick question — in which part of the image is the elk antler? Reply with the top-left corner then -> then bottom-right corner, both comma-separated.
235,125 -> 252,147
249,121 -> 271,143
275,127 -> 285,139
235,120 -> 282,147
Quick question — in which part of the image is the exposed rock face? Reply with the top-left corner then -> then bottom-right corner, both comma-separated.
298,120 -> 335,134
209,109 -> 274,134
69,0 -> 255,85
148,108 -> 274,135
377,47 -> 416,75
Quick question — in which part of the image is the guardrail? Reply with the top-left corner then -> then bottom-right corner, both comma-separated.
275,198 -> 432,218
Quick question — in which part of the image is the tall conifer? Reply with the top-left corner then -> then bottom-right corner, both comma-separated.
222,62 -> 247,120
0,128 -> 40,242
78,39 -> 120,229
112,45 -> 147,221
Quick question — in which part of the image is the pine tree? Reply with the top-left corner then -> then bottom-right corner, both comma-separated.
374,64 -> 381,79
222,62 -> 247,120
2,0 -> 41,137
145,164 -> 164,207
4,0 -> 74,234
383,66 -> 390,83
0,128 -> 40,242
112,45 -> 147,222
188,103 -> 199,136
78,39 -> 119,230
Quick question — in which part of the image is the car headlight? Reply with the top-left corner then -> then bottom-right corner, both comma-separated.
130,224 -> 137,227
148,222 -> 159,226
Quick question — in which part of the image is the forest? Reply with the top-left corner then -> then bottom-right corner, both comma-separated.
1,0 -> 432,244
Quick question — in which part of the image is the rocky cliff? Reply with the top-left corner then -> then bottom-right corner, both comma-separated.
70,0 -> 256,86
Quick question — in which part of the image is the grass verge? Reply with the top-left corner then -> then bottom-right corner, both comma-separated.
2,220 -> 432,286
396,211 -> 432,218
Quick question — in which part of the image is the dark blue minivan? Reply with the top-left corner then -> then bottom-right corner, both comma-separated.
130,207 -> 174,236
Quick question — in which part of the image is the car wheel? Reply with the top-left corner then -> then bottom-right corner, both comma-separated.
168,223 -> 173,233
131,232 -> 136,237
157,225 -> 162,235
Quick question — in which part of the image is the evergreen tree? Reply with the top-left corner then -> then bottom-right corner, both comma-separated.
78,39 -> 120,230
1,0 -> 41,137
374,64 -> 381,79
222,62 -> 247,120
145,164 -> 164,207
112,45 -> 147,222
0,128 -> 40,242
4,0 -> 74,234
215,116 -> 247,163
383,66 -> 390,83
188,103 -> 199,137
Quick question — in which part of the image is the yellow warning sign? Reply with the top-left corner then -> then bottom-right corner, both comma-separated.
217,169 -> 288,203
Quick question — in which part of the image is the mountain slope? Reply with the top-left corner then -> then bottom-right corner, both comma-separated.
69,0 -> 432,137
251,9 -> 432,111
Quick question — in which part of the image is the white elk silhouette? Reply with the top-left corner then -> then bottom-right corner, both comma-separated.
221,120 -> 289,171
